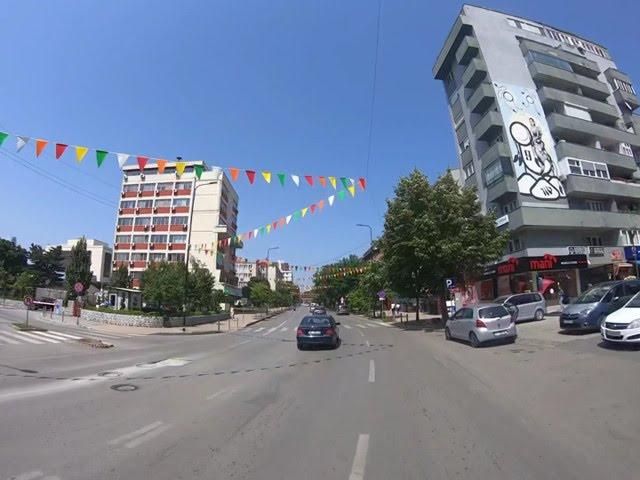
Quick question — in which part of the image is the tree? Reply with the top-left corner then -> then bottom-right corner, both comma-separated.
0,266 -> 13,297
65,237 -> 93,298
250,281 -> 272,307
0,238 -> 28,277
28,244 -> 64,287
12,271 -> 38,298
313,255 -> 363,307
347,262 -> 387,314
141,262 -> 187,313
245,277 -> 270,303
111,265 -> 132,288
381,169 -> 508,320
187,260 -> 216,313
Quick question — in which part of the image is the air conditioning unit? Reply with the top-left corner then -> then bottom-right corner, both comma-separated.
114,243 -> 119,249
171,206 -> 176,213
151,225 -> 156,231
143,225 -> 149,231
135,208 -> 140,214
173,188 -> 178,194
129,261 -> 135,267
112,260 -> 117,266
182,224 -> 188,231
118,208 -> 123,214
121,192 -> 126,198
149,243 -> 155,250
138,191 -> 143,197
131,244 -> 136,250
168,243 -> 173,249
153,207 -> 158,213
140,174 -> 145,180
116,226 -> 121,232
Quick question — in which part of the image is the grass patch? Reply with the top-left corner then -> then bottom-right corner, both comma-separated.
12,323 -> 47,332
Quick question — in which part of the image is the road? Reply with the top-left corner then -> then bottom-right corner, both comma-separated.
1,306 -> 639,479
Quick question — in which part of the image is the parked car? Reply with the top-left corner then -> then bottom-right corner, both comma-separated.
560,279 -> 640,332
495,292 -> 546,322
600,291 -> 640,345
312,306 -> 326,315
296,315 -> 341,350
445,303 -> 517,348
336,304 -> 349,315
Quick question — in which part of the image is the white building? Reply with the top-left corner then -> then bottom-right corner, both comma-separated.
235,257 -> 257,288
53,238 -> 113,284
278,261 -> 292,283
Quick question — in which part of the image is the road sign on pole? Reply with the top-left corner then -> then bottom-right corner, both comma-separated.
74,282 -> 84,294
445,278 -> 456,290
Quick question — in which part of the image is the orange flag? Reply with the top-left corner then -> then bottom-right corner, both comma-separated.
229,167 -> 240,181
157,159 -> 168,174
35,139 -> 48,157
318,176 -> 327,187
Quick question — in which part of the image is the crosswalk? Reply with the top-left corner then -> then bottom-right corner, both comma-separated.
245,320 -> 389,334
0,328 -> 140,346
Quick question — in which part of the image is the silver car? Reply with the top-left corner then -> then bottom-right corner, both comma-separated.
445,303 -> 517,348
495,292 -> 546,322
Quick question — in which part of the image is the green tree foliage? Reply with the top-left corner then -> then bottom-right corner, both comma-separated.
187,260 -> 216,313
347,262 -> 387,314
28,244 -> 64,287
12,271 -> 39,298
313,255 -> 363,307
0,266 -> 13,295
244,277 -> 269,303
111,265 -> 132,289
141,262 -> 187,313
0,238 -> 28,276
250,281 -> 272,307
65,237 -> 93,298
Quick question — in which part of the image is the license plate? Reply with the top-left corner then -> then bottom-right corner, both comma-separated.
309,331 -> 321,335
563,319 -> 574,324
607,332 -> 622,339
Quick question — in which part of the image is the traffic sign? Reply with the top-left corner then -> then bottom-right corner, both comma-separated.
445,278 -> 456,289
377,290 -> 386,301
74,282 -> 84,294
23,295 -> 33,307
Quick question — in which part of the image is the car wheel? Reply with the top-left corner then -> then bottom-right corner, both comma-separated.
534,309 -> 544,321
445,328 -> 451,340
469,332 -> 480,348
297,343 -> 304,351
507,336 -> 516,344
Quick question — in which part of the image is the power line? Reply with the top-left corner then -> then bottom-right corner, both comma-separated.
364,0 -> 382,181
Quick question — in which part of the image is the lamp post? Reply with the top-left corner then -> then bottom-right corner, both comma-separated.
183,176 -> 218,327
356,223 -> 373,245
266,246 -> 280,262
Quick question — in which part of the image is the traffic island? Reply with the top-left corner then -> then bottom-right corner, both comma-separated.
12,323 -> 47,332
77,338 -> 114,348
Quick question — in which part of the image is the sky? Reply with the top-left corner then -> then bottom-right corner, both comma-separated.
1,0 -> 639,287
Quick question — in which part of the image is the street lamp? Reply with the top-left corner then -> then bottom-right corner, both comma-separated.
266,246 -> 280,261
356,224 -> 373,245
183,175 -> 218,327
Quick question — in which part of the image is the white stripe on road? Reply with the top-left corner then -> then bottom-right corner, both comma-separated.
109,421 -> 164,446
342,324 -> 352,330
373,321 -> 389,327
280,327 -> 288,332
0,332 -> 23,344
1,330 -> 44,344
264,319 -> 288,336
206,387 -> 235,400
254,327 -> 265,332
357,330 -> 365,337
366,323 -> 379,328
349,434 -> 370,480
368,360 -> 375,383
366,340 -> 370,347
29,332 -> 62,343
33,331 -> 72,341
124,424 -> 171,449
14,330 -> 59,343
356,324 -> 366,329
48,330 -> 83,340
13,471 -> 44,480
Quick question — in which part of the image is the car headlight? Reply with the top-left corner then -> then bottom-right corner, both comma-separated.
628,319 -> 640,329
579,308 -> 593,317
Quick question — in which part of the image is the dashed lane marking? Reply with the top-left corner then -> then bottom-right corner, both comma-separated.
342,324 -> 352,330
1,331 -> 44,344
368,360 -> 375,383
349,434 -> 370,480
254,327 -> 265,333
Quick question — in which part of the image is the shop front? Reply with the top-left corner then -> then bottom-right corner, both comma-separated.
478,254 -> 588,302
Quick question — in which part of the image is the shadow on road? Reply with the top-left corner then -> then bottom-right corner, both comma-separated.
597,340 -> 640,352
390,319 -> 445,333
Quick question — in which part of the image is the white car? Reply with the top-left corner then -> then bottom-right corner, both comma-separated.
600,293 -> 640,345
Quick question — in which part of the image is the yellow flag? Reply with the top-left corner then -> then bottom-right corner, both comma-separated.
347,185 -> 356,197
176,162 -> 186,177
262,171 -> 271,183
301,207 -> 308,217
328,176 -> 337,189
75,146 -> 89,163
266,224 -> 272,233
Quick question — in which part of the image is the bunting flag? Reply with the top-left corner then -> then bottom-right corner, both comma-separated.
253,228 -> 259,237
318,176 -> 327,187
328,195 -> 335,206
0,132 -> 8,146
157,159 -> 167,174
229,167 -> 240,181
318,199 -> 324,210
347,185 -> 356,197
262,171 -> 271,183
291,174 -> 300,187
266,224 -> 272,233
16,136 -> 29,152
246,170 -> 256,184
358,177 -> 366,190
301,207 -> 308,217
286,214 -> 292,224
96,150 -> 108,167
304,175 -> 314,186
176,162 -> 186,177
272,221 -> 278,230
116,153 -> 129,169
337,190 -> 346,200
310,204 -> 317,214
328,176 -> 337,189
75,146 -> 89,164
194,164 -> 204,179
35,139 -> 48,157
277,173 -> 286,186
137,156 -> 148,171
340,177 -> 350,189
55,143 -> 68,159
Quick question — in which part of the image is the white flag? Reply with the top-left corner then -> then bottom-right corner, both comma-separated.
253,228 -> 259,238
16,136 -> 29,152
116,153 -> 130,169
285,215 -> 292,224
291,174 -> 300,187
328,195 -> 335,206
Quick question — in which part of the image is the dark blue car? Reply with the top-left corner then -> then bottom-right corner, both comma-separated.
296,315 -> 340,350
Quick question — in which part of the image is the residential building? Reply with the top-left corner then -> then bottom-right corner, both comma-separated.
434,5 -> 640,299
112,160 -> 239,292
256,259 -> 283,291
278,261 -> 292,283
51,238 -> 113,284
235,257 -> 257,288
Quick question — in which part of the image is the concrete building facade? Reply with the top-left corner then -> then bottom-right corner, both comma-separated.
235,257 -> 257,288
113,160 -> 239,291
54,238 -> 113,284
434,5 -> 640,299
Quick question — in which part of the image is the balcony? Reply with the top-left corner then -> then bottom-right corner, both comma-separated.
460,147 -> 473,166
520,39 -> 600,76
604,68 -> 639,110
538,86 -> 619,125
473,110 -> 503,141
467,83 -> 495,114
547,113 -> 640,148
614,89 -> 640,111
461,58 -> 487,90
479,142 -> 511,169
528,62 -> 610,101
508,206 -> 640,231
555,141 -> 637,175
486,175 -> 519,203
454,35 -> 479,66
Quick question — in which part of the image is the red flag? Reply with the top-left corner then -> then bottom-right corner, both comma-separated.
55,143 -> 68,159
248,231 -> 253,239
278,217 -> 286,227
137,156 -> 148,171
310,204 -> 316,214
318,200 -> 325,210
318,176 -> 327,187
304,175 -> 314,186
229,167 -> 240,181
358,177 -> 366,190
245,170 -> 256,184
272,221 -> 278,230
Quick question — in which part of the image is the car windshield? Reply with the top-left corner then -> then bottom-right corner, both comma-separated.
301,317 -> 331,327
494,296 -> 509,304
574,285 -> 612,304
625,293 -> 640,308
479,306 -> 508,318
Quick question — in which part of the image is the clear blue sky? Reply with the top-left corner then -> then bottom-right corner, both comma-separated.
1,0 -> 638,287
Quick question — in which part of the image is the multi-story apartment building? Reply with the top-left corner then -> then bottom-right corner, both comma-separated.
50,238 -> 113,284
278,261 -> 292,283
112,160 -> 239,291
256,259 -> 283,291
434,5 -> 640,299
235,257 -> 257,288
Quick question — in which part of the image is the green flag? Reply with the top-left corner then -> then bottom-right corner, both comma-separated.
0,132 -> 8,147
259,226 -> 265,235
194,164 -> 204,179
294,210 -> 302,219
277,173 -> 286,186
96,150 -> 108,167
340,177 -> 350,189
337,190 -> 346,200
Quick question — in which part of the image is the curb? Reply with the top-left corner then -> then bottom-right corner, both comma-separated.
245,309 -> 290,328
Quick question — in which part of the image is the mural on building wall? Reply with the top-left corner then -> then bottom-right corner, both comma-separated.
494,82 -> 566,201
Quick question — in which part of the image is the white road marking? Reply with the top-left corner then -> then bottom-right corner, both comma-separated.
356,324 -> 366,329
206,387 -> 235,400
368,360 -> 375,383
280,327 -> 288,332
342,324 -> 352,330
29,332 -> 62,343
13,470 -> 44,480
0,332 -> 22,344
366,322 -> 379,328
254,327 -> 265,332
13,330 -> 59,343
48,330 -> 83,340
373,321 -> 389,327
33,331 -> 72,341
349,434 -> 370,480
264,319 -> 288,336
357,330 -> 365,337
124,424 -> 171,449
366,340 -> 370,347
1,330 -> 44,344
109,421 -> 164,446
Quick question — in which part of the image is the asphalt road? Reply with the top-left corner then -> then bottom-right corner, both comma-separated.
1,306 -> 639,480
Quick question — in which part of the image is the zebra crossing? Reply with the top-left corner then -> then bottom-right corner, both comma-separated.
245,320 -> 388,334
0,328 -> 140,346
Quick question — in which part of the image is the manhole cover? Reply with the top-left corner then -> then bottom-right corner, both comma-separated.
110,384 -> 138,392
98,371 -> 122,378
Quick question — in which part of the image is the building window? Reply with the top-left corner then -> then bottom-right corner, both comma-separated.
586,236 -> 603,246
502,200 -> 518,215
131,271 -> 143,280
132,235 -> 148,243
140,183 -> 156,192
585,200 -> 606,212
566,159 -> 609,179
175,182 -> 192,190
484,161 -> 504,186
149,253 -> 165,262
613,78 -> 636,95
170,216 -> 188,225
169,235 -> 187,243
173,198 -> 190,207
150,235 -> 167,243
463,162 -> 475,179
563,103 -> 592,121
137,200 -> 153,208
153,216 -> 169,225
450,96 -> 463,123
131,253 -> 147,261
120,200 -> 135,209
525,50 -> 572,72
621,230 -> 640,246
115,252 -> 129,261
123,184 -> 138,192
154,199 -> 171,208
168,253 -> 185,263
619,143 -> 634,157
117,217 -> 134,226
157,182 -> 173,191
134,217 -> 151,226
115,235 -> 130,243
